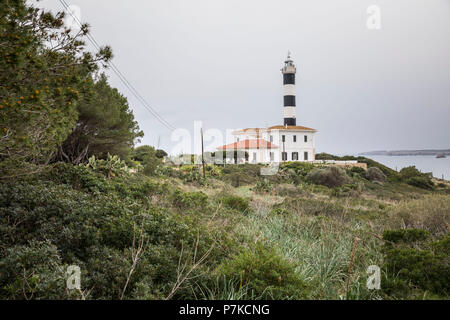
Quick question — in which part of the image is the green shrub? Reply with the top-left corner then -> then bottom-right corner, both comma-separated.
382,230 -> 450,297
218,195 -> 250,213
306,167 -> 349,188
220,165 -> 262,186
407,176 -> 434,190
399,166 -> 423,180
0,174 -> 217,300
171,190 -> 208,211
366,167 -> 387,183
281,162 -> 315,176
383,229 -> 430,245
217,244 -> 310,299
351,166 -> 367,175
254,179 -> 273,193
0,241 -> 70,300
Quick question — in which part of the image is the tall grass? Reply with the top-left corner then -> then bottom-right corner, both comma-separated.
236,198 -> 384,299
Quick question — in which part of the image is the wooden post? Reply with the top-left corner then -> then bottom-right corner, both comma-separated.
201,128 -> 206,179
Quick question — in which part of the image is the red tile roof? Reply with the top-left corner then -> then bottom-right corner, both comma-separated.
217,139 -> 279,150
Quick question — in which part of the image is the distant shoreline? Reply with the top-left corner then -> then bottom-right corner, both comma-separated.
360,149 -> 450,156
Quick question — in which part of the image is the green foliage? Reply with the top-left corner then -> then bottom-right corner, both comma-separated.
0,0 -> 111,168
220,164 -> 262,187
406,176 -> 434,190
383,229 -> 430,245
132,145 -> 163,176
218,195 -> 250,213
365,167 -> 387,183
399,166 -> 423,180
217,244 -> 310,299
350,166 -> 367,175
0,241 -> 73,300
155,149 -> 168,159
171,190 -> 208,211
0,164 -> 218,300
397,166 -> 434,190
254,179 -> 273,193
57,75 -> 143,164
196,276 -> 258,300
306,167 -> 349,188
178,165 -> 205,185
85,154 -> 130,178
382,231 -> 450,297
315,154 -> 398,181
280,162 -> 315,176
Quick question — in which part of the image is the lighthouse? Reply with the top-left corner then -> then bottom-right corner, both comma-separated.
282,52 -> 297,126
218,52 -> 317,164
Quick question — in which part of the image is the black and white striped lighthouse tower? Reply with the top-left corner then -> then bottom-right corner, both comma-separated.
281,52 -> 297,126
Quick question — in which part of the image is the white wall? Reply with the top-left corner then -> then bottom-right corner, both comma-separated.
232,129 -> 316,163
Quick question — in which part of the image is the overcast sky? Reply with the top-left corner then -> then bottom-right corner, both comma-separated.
38,0 -> 450,155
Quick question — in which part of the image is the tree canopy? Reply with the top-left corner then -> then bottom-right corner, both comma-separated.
57,74 -> 143,164
0,0 -> 143,177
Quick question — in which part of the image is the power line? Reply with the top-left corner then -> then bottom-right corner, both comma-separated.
58,0 -> 176,131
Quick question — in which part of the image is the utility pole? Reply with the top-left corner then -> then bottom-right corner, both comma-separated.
201,128 -> 206,179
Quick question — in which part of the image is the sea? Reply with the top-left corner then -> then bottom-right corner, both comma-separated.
361,155 -> 450,180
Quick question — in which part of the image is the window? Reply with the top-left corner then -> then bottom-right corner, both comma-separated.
282,135 -> 286,143
237,138 -> 240,142
270,135 -> 273,143
293,135 -> 297,143
253,152 -> 257,163
304,152 -> 309,161
282,152 -> 288,161
304,135 -> 308,143
292,152 -> 299,161
270,152 -> 274,162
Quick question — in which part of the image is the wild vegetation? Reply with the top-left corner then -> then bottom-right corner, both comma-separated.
0,1 -> 448,300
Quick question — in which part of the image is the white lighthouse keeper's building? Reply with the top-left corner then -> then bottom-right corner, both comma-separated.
217,53 -> 317,164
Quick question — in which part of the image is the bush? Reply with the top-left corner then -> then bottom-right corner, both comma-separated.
218,195 -> 250,213
407,176 -> 434,190
217,244 -> 310,299
280,162 -> 315,176
0,241 -> 70,300
171,190 -> 208,211
399,166 -> 422,180
350,166 -> 367,175
383,229 -> 430,245
254,179 -> 273,193
306,167 -> 349,188
0,173 -> 217,300
382,231 -> 450,297
365,167 -> 387,183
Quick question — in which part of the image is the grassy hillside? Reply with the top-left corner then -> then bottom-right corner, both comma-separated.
1,159 -> 448,300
